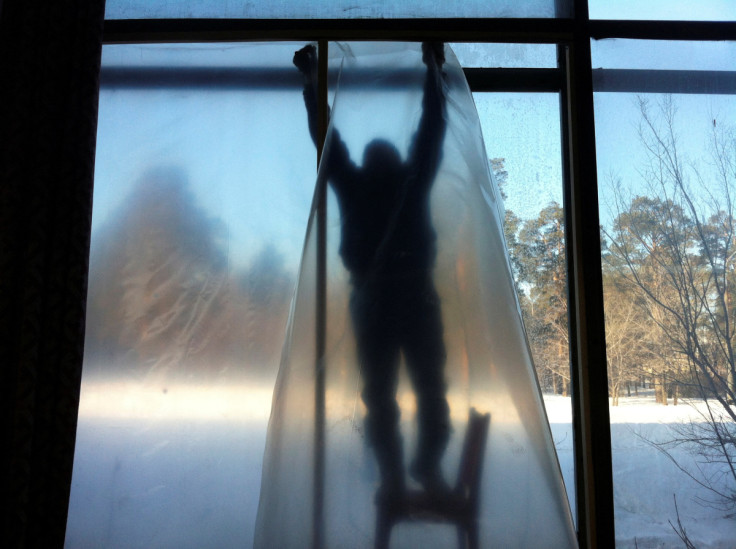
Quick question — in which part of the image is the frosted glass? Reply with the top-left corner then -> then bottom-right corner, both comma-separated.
589,0 -> 736,21
255,42 -> 576,549
451,43 -> 557,69
474,93 -> 562,218
101,42 -> 305,68
105,0 -> 569,20
65,43 -> 315,549
592,39 -> 736,72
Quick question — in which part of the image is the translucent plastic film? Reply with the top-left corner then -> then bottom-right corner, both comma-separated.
66,43 -> 314,548
255,43 -> 577,548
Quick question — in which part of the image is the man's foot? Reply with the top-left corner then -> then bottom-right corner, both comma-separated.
410,461 -> 452,496
376,479 -> 406,510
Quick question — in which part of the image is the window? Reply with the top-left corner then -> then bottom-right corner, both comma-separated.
62,4 -> 736,549
593,38 -> 736,547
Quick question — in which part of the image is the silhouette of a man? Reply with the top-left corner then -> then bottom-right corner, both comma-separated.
294,43 -> 450,499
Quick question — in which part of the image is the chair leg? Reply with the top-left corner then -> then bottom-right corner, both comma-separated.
375,510 -> 391,549
467,520 -> 479,549
456,525 -> 467,549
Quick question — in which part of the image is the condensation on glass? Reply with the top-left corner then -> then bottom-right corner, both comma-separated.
65,43 -> 314,548
254,42 -> 576,549
593,39 -> 736,548
588,0 -> 736,21
450,43 -> 558,68
105,0 -> 572,20
474,93 -> 563,213
592,39 -> 736,72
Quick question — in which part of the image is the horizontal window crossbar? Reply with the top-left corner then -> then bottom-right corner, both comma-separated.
465,68 -> 562,92
593,68 -> 736,94
102,18 -> 574,44
100,67 -> 302,89
589,19 -> 736,41
99,66 -> 735,95
99,66 -> 563,92
103,18 -> 736,45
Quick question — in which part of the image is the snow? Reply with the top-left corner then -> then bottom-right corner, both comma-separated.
64,385 -> 736,548
544,393 -> 736,549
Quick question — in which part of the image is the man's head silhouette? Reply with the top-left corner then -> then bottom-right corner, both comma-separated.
362,139 -> 403,182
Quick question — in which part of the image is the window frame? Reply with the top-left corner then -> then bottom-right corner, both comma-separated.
96,5 -> 736,548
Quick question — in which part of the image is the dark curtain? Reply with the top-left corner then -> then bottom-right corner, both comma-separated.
0,1 -> 105,547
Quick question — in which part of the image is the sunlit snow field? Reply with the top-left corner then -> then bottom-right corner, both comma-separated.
546,394 -> 736,549
65,386 -> 735,548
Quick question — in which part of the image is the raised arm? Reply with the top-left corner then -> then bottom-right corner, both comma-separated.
407,42 -> 448,189
293,45 -> 357,189
293,45 -> 321,147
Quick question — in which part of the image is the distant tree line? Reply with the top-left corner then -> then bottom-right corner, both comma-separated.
498,98 -> 736,412
84,167 -> 293,383
498,96 -> 735,509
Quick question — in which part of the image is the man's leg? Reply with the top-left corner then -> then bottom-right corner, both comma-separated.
351,289 -> 404,497
402,280 -> 451,491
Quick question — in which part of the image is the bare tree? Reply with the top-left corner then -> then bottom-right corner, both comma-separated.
602,96 -> 736,509
603,275 -> 653,405
502,198 -> 571,395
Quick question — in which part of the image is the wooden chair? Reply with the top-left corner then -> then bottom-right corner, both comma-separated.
375,408 -> 491,549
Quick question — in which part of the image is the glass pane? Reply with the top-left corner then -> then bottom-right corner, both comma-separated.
592,39 -> 736,72
105,0 -> 571,19
65,43 -> 315,548
593,40 -> 736,548
452,43 -> 558,68
474,92 -> 574,519
589,0 -> 736,21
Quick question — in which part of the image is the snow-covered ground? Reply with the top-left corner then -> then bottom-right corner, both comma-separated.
544,393 -> 736,549
65,385 -> 735,548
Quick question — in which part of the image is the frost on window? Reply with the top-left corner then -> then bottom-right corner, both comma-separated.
105,0 -> 569,19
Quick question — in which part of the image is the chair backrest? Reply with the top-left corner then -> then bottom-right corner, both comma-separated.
455,408 -> 491,507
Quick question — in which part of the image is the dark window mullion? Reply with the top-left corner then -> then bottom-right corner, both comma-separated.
101,18 -> 575,45
562,1 -> 615,546
590,19 -> 736,41
98,66 -> 564,93
592,68 -> 736,94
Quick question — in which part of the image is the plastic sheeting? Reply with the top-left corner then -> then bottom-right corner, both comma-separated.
255,43 -> 577,548
66,43 -> 315,549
